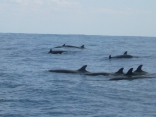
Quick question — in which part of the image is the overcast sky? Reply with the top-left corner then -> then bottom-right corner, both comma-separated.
0,0 -> 156,37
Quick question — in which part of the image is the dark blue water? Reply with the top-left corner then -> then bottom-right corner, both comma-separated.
0,33 -> 156,117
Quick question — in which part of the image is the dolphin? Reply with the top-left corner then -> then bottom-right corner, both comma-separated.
124,68 -> 134,76
85,68 -> 124,76
109,51 -> 136,59
55,44 -> 65,48
133,65 -> 147,75
48,49 -> 66,54
48,65 -> 89,74
55,44 -> 85,49
65,44 -> 85,49
85,71 -> 109,76
111,68 -> 124,76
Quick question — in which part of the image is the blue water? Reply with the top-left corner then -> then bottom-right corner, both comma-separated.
0,33 -> 156,117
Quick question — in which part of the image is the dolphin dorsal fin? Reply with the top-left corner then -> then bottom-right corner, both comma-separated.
48,49 -> 52,53
124,51 -> 127,55
115,68 -> 124,74
125,68 -> 133,76
109,55 -> 111,59
78,65 -> 87,72
63,44 -> 65,46
135,65 -> 143,72
81,45 -> 84,48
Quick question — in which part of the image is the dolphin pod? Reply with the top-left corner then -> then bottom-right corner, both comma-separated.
48,65 -> 148,76
109,51 -> 138,59
109,65 -> 152,81
55,44 -> 85,49
84,65 -> 148,77
48,64 -> 154,81
47,47 -> 153,81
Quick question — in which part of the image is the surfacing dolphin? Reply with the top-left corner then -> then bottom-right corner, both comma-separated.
48,49 -> 66,54
111,68 -> 125,76
55,44 -> 85,49
48,65 -> 89,74
55,44 -> 65,48
133,65 -> 147,75
65,44 -> 85,49
109,51 -> 137,59
85,68 -> 124,76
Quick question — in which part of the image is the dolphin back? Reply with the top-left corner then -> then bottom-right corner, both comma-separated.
134,65 -> 143,72
125,68 -> 134,76
78,65 -> 88,72
115,68 -> 124,74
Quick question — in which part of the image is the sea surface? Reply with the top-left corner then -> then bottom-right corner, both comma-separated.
0,33 -> 156,117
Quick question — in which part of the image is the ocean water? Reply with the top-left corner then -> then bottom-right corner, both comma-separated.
0,33 -> 156,117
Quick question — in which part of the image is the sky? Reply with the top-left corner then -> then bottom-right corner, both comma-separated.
0,0 -> 156,37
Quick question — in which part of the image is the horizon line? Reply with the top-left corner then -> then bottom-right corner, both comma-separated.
0,32 -> 155,38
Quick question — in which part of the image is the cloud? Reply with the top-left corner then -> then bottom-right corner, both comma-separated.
94,8 -> 127,15
92,7 -> 149,15
51,0 -> 80,7
0,0 -> 82,20
8,0 -> 80,10
0,0 -> 82,17
0,0 -> 150,19
10,0 -> 48,6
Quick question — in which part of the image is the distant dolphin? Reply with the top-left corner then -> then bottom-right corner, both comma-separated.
55,44 -> 85,49
48,49 -> 66,54
133,65 -> 147,75
48,65 -> 89,74
55,44 -> 65,48
85,68 -> 124,76
65,44 -> 85,49
109,51 -> 137,59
